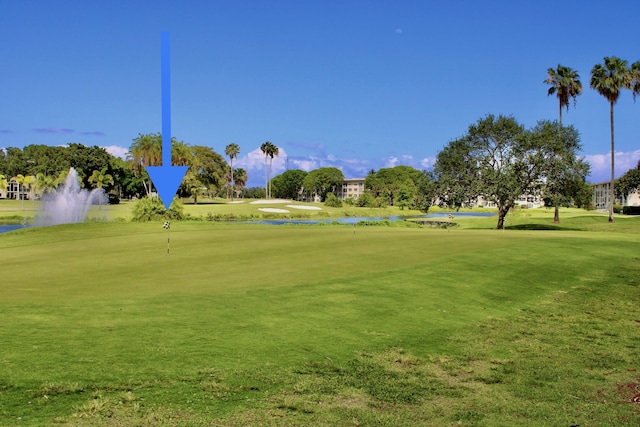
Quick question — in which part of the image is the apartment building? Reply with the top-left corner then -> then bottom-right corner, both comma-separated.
337,178 -> 366,200
592,181 -> 640,209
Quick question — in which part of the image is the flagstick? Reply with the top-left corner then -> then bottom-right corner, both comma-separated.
163,221 -> 171,255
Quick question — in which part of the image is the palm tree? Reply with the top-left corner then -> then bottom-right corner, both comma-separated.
54,169 -> 69,187
233,167 -> 248,199
225,143 -> 240,200
260,141 -> 279,198
127,133 -> 162,195
631,61 -> 640,101
88,167 -> 115,208
544,65 -> 582,222
544,65 -> 582,130
34,173 -> 56,199
590,57 -> 631,222
12,174 -> 35,210
0,174 -> 8,197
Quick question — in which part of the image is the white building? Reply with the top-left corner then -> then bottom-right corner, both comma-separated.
337,178 -> 366,200
590,181 -> 639,209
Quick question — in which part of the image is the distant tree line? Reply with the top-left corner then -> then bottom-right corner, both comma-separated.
5,51 -> 640,231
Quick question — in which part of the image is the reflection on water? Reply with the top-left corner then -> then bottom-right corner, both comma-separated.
249,212 -> 496,225
0,212 -> 497,232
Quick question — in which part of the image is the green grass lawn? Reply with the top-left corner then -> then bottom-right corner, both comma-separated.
0,210 -> 639,425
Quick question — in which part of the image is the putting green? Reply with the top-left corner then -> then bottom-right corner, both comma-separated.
0,220 -> 638,425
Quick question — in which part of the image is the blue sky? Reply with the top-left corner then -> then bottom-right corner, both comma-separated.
1,0 -> 639,187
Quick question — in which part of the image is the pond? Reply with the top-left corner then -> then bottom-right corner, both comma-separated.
249,211 -> 495,225
0,212 -> 496,233
0,224 -> 28,234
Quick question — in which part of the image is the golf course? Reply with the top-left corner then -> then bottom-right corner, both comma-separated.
0,200 -> 639,426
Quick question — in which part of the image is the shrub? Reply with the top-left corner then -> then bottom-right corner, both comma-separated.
324,192 -> 342,208
622,206 -> 640,215
131,196 -> 184,222
613,203 -> 624,213
344,197 -> 355,206
356,192 -> 375,208
374,197 -> 388,208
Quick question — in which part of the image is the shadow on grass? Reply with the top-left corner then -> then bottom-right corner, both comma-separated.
505,223 -> 582,231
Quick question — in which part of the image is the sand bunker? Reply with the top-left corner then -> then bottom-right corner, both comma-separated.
250,199 -> 290,204
259,208 -> 290,213
227,201 -> 245,204
286,205 -> 322,210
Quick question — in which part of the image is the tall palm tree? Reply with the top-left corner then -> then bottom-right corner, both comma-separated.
544,65 -> 582,130
127,133 -> 162,195
590,57 -> 631,222
631,61 -> 640,101
225,143 -> 240,200
260,141 -> 279,198
544,65 -> 582,222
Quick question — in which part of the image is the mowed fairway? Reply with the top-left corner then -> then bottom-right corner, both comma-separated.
1,220 -> 639,425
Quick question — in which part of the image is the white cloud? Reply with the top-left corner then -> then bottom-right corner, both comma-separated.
290,159 -> 318,171
420,157 -> 436,168
584,149 -> 640,183
102,145 -> 128,159
236,147 -> 288,186
385,156 -> 399,167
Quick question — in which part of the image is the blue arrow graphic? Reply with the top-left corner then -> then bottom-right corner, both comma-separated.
146,32 -> 188,211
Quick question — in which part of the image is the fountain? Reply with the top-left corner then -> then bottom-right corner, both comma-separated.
36,168 -> 107,226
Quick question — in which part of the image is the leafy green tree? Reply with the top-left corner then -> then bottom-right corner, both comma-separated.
436,114 -> 554,229
0,147 -> 28,178
356,192 -> 375,208
271,169 -> 308,200
324,192 -> 342,207
302,167 -> 344,201
109,156 -> 143,199
260,141 -> 279,198
395,182 -> 416,210
412,170 -> 438,212
182,171 -> 205,204
433,138 -> 480,210
22,145 -> 69,177
544,65 -> 582,131
533,121 -> 590,222
225,143 -> 240,200
63,143 -> 114,189
616,160 -> 640,202
187,145 -> 227,198
242,186 -> 266,199
365,166 -> 424,205
590,57 -> 631,222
